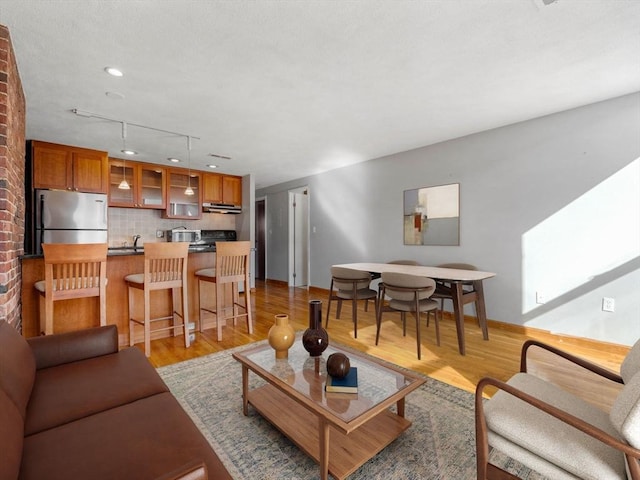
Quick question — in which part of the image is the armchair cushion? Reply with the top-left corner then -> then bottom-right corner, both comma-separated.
485,372 -> 626,479
610,371 -> 640,449
621,340 -> 640,384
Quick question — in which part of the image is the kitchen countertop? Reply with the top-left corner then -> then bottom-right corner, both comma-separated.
21,245 -> 217,259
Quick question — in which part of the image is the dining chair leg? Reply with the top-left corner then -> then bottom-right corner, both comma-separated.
401,312 -> 407,336
375,288 -> 384,346
352,297 -> 358,338
415,311 -> 421,360
325,279 -> 334,329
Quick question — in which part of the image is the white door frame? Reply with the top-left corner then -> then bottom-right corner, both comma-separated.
288,186 -> 309,287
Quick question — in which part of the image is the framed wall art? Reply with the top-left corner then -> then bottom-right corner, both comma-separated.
403,183 -> 460,246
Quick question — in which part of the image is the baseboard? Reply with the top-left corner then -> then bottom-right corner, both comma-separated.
302,284 -> 630,354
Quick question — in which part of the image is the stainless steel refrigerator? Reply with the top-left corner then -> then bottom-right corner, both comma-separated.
35,189 -> 108,254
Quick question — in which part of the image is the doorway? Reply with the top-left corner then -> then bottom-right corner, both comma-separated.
288,187 -> 309,287
255,198 -> 266,280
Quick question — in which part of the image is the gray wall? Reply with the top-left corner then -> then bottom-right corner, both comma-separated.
257,93 -> 640,346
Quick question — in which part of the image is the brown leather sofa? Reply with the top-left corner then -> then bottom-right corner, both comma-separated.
0,321 -> 232,480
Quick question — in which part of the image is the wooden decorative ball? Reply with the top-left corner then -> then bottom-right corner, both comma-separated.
326,353 -> 350,379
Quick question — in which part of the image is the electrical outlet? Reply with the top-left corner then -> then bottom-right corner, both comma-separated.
602,297 -> 615,312
156,230 -> 164,238
536,291 -> 545,304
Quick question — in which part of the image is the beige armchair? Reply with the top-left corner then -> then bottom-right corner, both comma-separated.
476,339 -> 640,479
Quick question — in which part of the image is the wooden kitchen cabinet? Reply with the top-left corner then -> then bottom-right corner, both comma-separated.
108,159 -> 165,209
31,140 -> 108,193
164,169 -> 202,219
203,172 -> 242,205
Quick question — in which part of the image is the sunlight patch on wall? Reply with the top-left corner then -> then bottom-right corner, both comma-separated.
314,167 -> 372,259
522,158 -> 640,314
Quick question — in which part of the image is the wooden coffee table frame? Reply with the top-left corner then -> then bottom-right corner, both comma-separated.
233,343 -> 425,480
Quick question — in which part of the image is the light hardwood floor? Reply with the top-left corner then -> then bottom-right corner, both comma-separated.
148,280 -> 630,398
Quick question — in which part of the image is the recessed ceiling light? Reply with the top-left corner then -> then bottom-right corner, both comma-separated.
168,157 -> 181,163
121,149 -> 137,155
207,164 -> 218,169
105,67 -> 123,77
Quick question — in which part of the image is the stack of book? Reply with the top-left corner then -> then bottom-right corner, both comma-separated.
325,367 -> 358,394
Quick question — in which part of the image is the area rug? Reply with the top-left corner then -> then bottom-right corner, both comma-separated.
158,342 -> 544,480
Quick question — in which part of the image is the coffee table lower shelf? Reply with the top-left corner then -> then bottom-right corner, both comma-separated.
247,383 -> 411,480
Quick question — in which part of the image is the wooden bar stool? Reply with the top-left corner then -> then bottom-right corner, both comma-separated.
195,241 -> 253,341
125,242 -> 191,357
34,243 -> 108,335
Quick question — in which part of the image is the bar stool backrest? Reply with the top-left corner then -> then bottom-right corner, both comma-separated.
215,241 -> 251,284
142,242 -> 189,290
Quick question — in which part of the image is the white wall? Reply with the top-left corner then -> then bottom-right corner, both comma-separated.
257,93 -> 640,346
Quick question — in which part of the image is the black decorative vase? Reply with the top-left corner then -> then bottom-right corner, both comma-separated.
302,300 -> 329,357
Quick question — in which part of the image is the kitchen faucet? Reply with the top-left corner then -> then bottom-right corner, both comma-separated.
133,235 -> 141,249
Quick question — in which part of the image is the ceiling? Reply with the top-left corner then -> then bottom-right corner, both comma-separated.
1,1 -> 639,189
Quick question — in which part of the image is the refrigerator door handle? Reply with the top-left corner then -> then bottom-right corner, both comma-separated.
96,199 -> 106,226
39,193 -> 45,231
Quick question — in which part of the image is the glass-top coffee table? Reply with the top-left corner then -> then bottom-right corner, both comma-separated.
232,339 -> 425,480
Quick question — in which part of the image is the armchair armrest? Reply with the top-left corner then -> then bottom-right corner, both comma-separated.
27,325 -> 119,370
154,460 -> 207,480
476,377 -> 640,480
521,340 -> 624,383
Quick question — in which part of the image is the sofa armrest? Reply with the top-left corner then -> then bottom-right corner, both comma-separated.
154,460 -> 207,480
27,325 -> 119,370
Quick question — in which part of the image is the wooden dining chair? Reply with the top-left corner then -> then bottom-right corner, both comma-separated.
195,241 -> 253,341
431,262 -> 478,321
125,242 -> 191,357
34,243 -> 108,335
325,266 -> 377,339
376,271 -> 440,360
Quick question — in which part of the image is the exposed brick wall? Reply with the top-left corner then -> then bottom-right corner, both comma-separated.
0,25 -> 26,330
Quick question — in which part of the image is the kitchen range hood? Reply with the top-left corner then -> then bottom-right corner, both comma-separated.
202,202 -> 242,214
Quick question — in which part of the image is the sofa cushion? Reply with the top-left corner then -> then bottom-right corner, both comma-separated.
20,392 -> 232,480
0,389 -> 24,480
0,320 -> 36,418
26,325 -> 118,370
25,347 -> 168,435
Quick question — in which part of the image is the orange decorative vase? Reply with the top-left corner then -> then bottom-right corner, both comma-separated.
268,314 -> 296,359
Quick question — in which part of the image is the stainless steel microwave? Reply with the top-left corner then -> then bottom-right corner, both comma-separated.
166,229 -> 201,243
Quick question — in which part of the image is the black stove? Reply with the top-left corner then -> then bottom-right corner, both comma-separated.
196,230 -> 237,247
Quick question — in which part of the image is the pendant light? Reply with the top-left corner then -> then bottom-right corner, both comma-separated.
184,135 -> 194,196
118,121 -> 131,190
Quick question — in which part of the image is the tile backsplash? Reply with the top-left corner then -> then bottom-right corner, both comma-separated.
108,208 -> 236,247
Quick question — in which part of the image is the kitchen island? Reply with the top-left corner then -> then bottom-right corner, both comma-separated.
21,248 -> 239,347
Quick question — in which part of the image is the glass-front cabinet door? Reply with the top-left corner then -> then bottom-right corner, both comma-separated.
164,170 -> 201,219
108,159 -> 165,209
109,160 -> 135,206
138,165 -> 165,209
